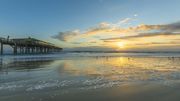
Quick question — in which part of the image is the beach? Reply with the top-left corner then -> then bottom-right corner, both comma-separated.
1,52 -> 180,101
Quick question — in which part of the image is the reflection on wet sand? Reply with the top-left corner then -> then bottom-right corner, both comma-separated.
56,57 -> 180,80
0,57 -> 56,73
1,55 -> 180,101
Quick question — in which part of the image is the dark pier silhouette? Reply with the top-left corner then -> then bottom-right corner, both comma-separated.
0,37 -> 62,55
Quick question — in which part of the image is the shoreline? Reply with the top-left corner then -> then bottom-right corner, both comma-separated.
1,82 -> 180,101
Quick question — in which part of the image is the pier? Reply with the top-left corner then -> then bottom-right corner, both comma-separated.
0,37 -> 62,55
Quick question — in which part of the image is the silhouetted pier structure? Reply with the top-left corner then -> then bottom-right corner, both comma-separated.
0,37 -> 62,55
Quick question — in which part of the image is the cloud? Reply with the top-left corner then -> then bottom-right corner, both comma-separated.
130,41 -> 180,46
102,21 -> 180,41
51,19 -> 139,42
162,22 -> 180,32
118,18 -> 132,24
52,17 -> 140,40
110,18 -> 135,27
85,22 -> 111,34
51,30 -> 80,42
102,32 -> 180,41
134,14 -> 138,17
52,19 -> 180,49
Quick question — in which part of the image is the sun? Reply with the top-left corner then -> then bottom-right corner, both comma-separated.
117,42 -> 125,48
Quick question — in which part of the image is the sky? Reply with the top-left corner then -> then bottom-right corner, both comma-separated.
0,0 -> 180,51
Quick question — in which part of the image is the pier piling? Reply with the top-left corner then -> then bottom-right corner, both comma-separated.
0,43 -> 3,55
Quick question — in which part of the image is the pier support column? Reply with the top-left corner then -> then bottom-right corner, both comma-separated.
22,47 -> 24,54
29,47 -> 32,54
19,47 -> 22,54
20,47 -> 24,54
25,47 -> 28,54
47,48 -> 50,53
44,48 -> 46,53
35,47 -> 39,54
14,45 -> 17,55
44,48 -> 47,53
40,47 -> 43,53
28,47 -> 30,54
0,43 -> 3,55
42,47 -> 45,53
32,47 -> 35,54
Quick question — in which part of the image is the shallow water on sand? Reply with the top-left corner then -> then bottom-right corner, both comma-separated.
1,53 -> 180,101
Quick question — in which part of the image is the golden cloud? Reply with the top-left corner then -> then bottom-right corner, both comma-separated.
52,20 -> 180,49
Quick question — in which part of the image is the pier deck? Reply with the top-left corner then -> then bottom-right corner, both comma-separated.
0,37 -> 62,55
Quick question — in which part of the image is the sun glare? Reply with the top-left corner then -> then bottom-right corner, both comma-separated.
117,42 -> 125,48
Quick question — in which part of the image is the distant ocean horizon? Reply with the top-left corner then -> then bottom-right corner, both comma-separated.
1,51 -> 180,60
3,50 -> 180,53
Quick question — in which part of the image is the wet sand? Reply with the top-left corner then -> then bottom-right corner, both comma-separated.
1,82 -> 180,101
1,53 -> 180,101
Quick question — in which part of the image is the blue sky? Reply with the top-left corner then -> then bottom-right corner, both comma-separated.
0,0 -> 180,51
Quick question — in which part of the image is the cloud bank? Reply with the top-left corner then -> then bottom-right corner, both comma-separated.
52,19 -> 180,51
